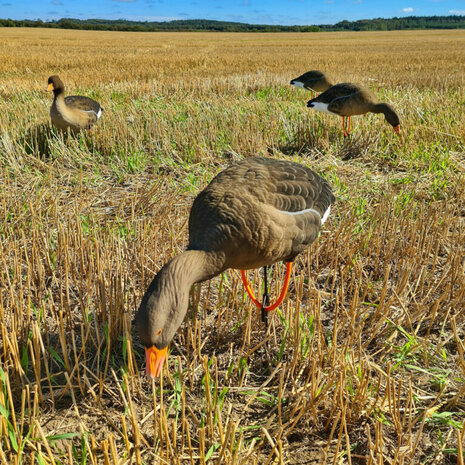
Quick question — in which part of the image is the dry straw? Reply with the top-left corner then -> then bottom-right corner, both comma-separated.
0,27 -> 464,464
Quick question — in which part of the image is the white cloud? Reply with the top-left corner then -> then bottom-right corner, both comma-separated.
401,7 -> 414,13
449,10 -> 465,15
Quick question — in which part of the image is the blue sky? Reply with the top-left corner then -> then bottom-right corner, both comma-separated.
1,0 -> 465,25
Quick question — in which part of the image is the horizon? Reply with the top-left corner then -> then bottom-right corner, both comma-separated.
3,13 -> 465,27
1,0 -> 465,27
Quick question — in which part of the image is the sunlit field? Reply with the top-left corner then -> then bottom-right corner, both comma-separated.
0,27 -> 464,464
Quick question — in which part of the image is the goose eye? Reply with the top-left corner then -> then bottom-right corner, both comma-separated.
156,328 -> 162,337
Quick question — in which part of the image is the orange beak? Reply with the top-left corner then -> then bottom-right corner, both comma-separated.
46,83 -> 54,92
393,124 -> 400,135
144,345 -> 168,378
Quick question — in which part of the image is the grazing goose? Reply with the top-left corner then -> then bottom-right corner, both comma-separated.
46,75 -> 103,132
135,157 -> 335,378
307,83 -> 400,138
290,70 -> 333,94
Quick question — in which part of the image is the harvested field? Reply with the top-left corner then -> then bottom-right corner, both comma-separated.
0,27 -> 464,464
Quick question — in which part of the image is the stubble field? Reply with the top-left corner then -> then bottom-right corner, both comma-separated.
0,27 -> 465,464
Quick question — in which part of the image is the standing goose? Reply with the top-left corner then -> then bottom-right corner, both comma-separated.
290,70 -> 333,94
307,83 -> 400,138
46,75 -> 103,132
135,157 -> 335,378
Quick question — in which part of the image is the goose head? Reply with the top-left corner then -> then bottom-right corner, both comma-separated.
46,75 -> 65,95
135,281 -> 189,378
384,104 -> 401,135
135,255 -> 198,378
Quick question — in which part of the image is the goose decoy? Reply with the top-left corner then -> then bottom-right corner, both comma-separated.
46,75 -> 103,132
306,83 -> 400,138
135,157 -> 335,378
290,70 -> 333,94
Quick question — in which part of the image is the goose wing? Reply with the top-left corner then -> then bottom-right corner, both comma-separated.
65,95 -> 103,119
326,91 -> 360,115
327,86 -> 377,116
291,70 -> 324,85
310,83 -> 360,104
291,70 -> 330,91
188,158 -> 334,268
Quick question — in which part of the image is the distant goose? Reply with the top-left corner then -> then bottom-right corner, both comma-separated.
307,83 -> 400,137
135,157 -> 335,378
46,75 -> 103,132
290,70 -> 333,94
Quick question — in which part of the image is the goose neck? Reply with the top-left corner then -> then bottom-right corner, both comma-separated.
135,249 -> 225,349
371,102 -> 399,126
53,88 -> 65,101
166,249 -> 226,287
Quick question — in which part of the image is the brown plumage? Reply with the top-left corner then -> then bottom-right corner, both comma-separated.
307,83 -> 400,137
135,157 -> 335,378
46,75 -> 103,132
290,70 -> 333,93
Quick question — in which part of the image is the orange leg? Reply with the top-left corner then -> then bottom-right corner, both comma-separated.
342,116 -> 352,138
240,262 -> 293,312
342,117 -> 348,138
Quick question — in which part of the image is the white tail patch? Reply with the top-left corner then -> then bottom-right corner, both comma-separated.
279,207 -> 321,217
279,205 -> 331,224
81,108 -> 102,119
309,102 -> 332,114
321,206 -> 331,224
291,81 -> 305,89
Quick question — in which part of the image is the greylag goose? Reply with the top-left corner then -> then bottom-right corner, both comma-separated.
46,75 -> 103,132
290,70 -> 333,94
135,157 -> 335,378
307,83 -> 400,137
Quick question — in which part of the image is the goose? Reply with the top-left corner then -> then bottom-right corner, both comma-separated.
290,70 -> 333,94
46,75 -> 103,132
306,83 -> 400,137
135,157 -> 335,378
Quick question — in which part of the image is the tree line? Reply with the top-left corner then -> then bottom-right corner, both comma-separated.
0,16 -> 464,32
